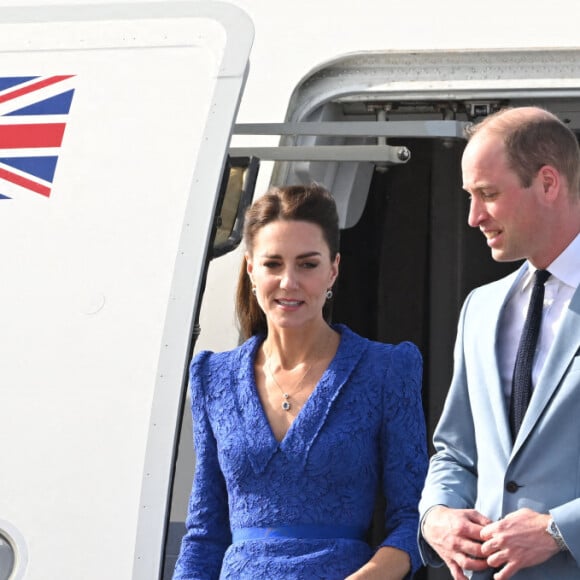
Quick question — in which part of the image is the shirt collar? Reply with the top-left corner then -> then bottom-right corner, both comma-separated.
522,231 -> 580,291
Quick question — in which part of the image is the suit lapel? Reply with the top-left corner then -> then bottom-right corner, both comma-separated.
478,267 -> 527,455
514,284 -> 580,453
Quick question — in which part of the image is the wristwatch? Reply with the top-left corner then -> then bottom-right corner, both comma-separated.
546,518 -> 568,552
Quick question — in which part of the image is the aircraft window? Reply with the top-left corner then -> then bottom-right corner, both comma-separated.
212,156 -> 259,258
0,532 -> 14,580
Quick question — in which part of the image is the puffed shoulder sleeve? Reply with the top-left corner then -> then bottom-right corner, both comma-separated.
173,351 -> 230,580
378,342 -> 428,577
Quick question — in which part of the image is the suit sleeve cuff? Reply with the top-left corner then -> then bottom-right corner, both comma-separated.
418,505 -> 446,567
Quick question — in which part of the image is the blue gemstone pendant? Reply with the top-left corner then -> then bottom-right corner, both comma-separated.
282,394 -> 291,411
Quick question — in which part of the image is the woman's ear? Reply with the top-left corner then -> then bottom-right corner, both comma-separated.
330,253 -> 340,286
245,253 -> 254,279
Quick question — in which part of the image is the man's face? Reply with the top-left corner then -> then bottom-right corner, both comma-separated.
462,132 -> 544,264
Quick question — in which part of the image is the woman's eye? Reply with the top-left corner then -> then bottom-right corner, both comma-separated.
300,262 -> 318,269
263,261 -> 281,269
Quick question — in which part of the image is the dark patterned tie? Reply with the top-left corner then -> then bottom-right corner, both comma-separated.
509,269 -> 551,440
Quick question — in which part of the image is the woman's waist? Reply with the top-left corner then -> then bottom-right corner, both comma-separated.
231,523 -> 367,543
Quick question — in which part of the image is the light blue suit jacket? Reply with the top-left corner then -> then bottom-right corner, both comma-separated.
419,264 -> 580,578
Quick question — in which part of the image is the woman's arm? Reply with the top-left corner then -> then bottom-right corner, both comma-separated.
173,352 -> 230,580
345,546 -> 411,579
370,342 -> 428,578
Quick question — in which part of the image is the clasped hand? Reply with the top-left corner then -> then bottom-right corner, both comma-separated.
423,506 -> 560,580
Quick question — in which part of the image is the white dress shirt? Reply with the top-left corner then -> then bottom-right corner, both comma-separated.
498,232 -> 580,402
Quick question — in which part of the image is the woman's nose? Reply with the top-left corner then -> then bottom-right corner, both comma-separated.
280,269 -> 298,289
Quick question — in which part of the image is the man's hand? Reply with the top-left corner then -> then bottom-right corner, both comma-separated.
422,506 -> 493,580
480,509 -> 560,579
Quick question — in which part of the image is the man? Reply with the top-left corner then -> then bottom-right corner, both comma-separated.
419,106 -> 580,579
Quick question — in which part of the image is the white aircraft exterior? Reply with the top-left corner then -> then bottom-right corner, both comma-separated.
0,2 -> 579,580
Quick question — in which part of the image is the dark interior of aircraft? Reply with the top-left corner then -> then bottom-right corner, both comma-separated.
332,137 -> 520,580
333,137 -> 519,438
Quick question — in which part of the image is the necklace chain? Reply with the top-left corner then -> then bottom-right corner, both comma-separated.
265,354 -> 313,412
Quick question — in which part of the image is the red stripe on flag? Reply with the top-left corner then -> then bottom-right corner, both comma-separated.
0,123 -> 66,148
0,167 -> 51,197
0,75 -> 74,104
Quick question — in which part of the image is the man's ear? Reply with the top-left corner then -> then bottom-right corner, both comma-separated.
538,165 -> 560,203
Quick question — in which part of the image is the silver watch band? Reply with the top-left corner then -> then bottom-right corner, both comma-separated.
546,518 -> 568,552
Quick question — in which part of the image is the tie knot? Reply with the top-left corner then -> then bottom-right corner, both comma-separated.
534,269 -> 551,286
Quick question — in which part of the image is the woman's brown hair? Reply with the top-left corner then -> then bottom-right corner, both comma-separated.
235,183 -> 340,340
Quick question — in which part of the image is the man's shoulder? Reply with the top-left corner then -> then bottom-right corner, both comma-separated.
458,266 -> 527,322
469,265 -> 525,299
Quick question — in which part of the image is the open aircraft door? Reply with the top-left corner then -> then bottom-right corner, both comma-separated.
0,3 -> 253,579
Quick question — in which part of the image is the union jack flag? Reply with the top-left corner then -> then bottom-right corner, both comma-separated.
0,75 -> 75,200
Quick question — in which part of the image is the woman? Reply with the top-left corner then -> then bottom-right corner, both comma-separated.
173,184 -> 428,579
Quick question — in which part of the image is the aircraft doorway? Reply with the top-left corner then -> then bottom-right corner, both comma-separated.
332,137 -> 519,441
331,136 -> 519,580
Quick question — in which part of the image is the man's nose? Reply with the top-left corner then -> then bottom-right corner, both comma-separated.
468,197 -> 487,228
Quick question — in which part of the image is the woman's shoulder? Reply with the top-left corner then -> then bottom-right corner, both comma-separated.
366,340 -> 422,384
334,325 -> 422,401
188,336 -> 262,405
190,334 -> 262,373
335,323 -> 421,363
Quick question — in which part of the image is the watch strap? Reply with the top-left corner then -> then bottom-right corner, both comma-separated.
546,518 -> 568,552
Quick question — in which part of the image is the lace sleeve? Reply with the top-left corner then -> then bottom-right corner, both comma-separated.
378,341 -> 428,576
173,351 -> 230,580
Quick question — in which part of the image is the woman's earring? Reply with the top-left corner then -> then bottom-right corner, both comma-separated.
252,286 -> 257,296
326,289 -> 333,300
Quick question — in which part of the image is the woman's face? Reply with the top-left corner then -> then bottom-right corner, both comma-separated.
246,219 -> 339,332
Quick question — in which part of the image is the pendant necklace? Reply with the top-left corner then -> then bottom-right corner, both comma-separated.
265,354 -> 313,412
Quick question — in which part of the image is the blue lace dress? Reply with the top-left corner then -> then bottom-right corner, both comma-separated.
173,324 -> 428,579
